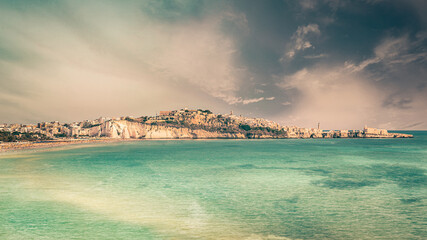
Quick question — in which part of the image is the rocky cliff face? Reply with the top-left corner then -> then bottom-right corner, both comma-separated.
86,120 -> 246,139
79,120 -> 413,139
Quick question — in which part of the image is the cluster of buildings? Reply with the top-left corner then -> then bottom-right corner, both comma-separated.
363,126 -> 389,137
0,123 -> 50,140
155,109 -> 284,132
0,117 -> 110,139
281,126 -> 393,138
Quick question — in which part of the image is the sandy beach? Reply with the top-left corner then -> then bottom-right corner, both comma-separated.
0,138 -> 138,153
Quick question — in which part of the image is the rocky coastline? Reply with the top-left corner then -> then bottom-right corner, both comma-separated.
0,109 -> 413,152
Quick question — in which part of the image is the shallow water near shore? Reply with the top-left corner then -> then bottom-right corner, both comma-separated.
1,132 -> 426,239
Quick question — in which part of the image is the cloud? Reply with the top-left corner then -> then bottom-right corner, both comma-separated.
285,24 -> 320,59
242,97 -> 265,105
0,0 -> 251,122
348,34 -> 427,73
345,34 -> 427,123
324,0 -> 348,11
278,65 -> 384,129
0,0 -> 425,130
149,14 -> 248,104
303,54 -> 328,59
300,0 -> 317,10
277,33 -> 427,129
226,96 -> 275,105
382,95 -> 412,109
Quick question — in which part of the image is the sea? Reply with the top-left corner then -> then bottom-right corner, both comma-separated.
1,131 -> 426,239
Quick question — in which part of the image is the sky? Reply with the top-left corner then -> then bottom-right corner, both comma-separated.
0,0 -> 426,130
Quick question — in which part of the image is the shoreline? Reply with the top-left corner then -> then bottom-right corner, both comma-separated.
0,138 -> 244,153
0,138 -> 140,154
0,134 -> 417,153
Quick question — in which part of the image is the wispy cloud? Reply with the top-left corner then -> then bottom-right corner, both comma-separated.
303,54 -> 328,59
284,24 -> 320,59
242,97 -> 265,105
348,34 -> 427,73
225,96 -> 275,105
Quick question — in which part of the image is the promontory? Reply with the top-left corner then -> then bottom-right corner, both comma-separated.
0,109 -> 413,145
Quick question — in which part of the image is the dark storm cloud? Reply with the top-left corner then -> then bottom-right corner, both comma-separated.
0,0 -> 426,129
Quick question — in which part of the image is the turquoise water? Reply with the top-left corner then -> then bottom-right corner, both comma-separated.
1,132 -> 426,239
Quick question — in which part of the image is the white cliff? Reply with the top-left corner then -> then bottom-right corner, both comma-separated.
84,120 -> 246,139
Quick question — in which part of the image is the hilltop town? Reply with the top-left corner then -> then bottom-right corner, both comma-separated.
0,109 -> 413,146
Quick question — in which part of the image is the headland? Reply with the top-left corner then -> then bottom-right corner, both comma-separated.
0,109 -> 413,152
